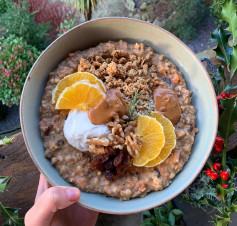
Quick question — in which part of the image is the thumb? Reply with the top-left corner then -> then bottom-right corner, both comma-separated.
25,186 -> 80,226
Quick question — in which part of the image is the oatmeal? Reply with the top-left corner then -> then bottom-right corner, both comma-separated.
39,40 -> 197,200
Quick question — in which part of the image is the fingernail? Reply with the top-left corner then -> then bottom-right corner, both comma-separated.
66,188 -> 80,201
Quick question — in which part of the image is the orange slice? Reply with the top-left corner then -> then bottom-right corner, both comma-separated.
52,72 -> 106,104
55,80 -> 105,111
133,115 -> 165,167
145,112 -> 176,167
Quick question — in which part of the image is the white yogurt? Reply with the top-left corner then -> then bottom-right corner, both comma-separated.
64,110 -> 109,151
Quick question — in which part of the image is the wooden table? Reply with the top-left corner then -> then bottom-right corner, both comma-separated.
0,133 -> 39,223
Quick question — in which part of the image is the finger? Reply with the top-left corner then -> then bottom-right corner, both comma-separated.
25,186 -> 80,226
35,174 -> 50,202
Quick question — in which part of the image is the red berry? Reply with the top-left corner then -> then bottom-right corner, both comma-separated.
206,168 -> 212,176
216,95 -> 221,105
220,171 -> 229,180
216,193 -> 222,199
210,171 -> 218,180
214,137 -> 224,152
222,184 -> 228,188
221,92 -> 229,99
213,163 -> 222,171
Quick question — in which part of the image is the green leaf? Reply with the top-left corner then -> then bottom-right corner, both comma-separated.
221,0 -> 237,41
218,95 -> 237,140
227,158 -> 237,180
172,209 -> 183,216
231,191 -> 237,204
143,210 -> 152,217
166,201 -> 173,210
168,212 -> 175,226
217,64 -> 226,83
0,176 -> 12,192
211,27 -> 232,68
154,208 -> 161,224
230,45 -> 237,78
181,194 -> 190,203
210,72 -> 221,94
142,218 -> 153,224
141,222 -> 155,226
0,202 -> 24,226
215,214 -> 232,225
231,203 -> 237,212
223,84 -> 237,92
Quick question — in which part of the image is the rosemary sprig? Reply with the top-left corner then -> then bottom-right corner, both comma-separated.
128,90 -> 140,119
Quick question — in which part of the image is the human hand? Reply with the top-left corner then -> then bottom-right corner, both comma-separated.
25,174 -> 98,226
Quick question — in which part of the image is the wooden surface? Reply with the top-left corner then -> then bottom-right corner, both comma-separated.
0,132 -> 40,223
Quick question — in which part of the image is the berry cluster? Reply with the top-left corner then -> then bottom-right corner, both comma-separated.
206,162 -> 230,191
216,92 -> 235,113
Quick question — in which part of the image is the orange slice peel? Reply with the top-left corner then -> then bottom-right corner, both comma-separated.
52,71 -> 106,104
55,80 -> 105,111
132,115 -> 165,167
145,112 -> 176,167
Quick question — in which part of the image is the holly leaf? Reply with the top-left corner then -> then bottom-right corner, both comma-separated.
227,158 -> 237,180
221,0 -> 237,41
223,84 -> 237,92
221,0 -> 237,23
211,27 -> 232,68
230,45 -> 237,79
0,176 -> 12,192
215,215 -> 232,225
210,72 -> 221,94
0,202 -> 24,226
231,191 -> 237,204
217,64 -> 226,83
231,203 -> 237,212
218,95 -> 237,140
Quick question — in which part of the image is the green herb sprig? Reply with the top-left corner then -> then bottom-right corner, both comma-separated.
128,90 -> 140,120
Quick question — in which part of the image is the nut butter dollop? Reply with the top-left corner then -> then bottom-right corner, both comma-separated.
88,89 -> 128,125
153,88 -> 181,125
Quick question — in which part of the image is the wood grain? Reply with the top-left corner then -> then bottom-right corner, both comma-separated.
0,132 -> 40,223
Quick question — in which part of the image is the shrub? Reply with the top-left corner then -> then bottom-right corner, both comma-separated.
56,13 -> 77,37
0,35 -> 41,107
26,0 -> 77,40
0,0 -> 7,14
165,0 -> 208,41
0,0 -> 50,50
210,0 -> 237,24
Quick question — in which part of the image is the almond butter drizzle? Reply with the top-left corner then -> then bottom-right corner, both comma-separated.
88,89 -> 128,125
153,88 -> 181,125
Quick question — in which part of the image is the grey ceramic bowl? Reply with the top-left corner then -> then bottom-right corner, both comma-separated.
20,18 -> 218,214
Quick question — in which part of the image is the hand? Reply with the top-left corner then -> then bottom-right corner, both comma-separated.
25,174 -> 98,226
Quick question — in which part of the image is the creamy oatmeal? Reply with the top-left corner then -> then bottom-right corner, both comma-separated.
39,40 -> 197,200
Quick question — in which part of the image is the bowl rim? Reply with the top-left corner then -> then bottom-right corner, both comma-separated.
20,17 -> 218,214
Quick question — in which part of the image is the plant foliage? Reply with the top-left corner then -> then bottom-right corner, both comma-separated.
165,0 -> 208,41
0,0 -> 50,50
0,35 -> 40,107
57,13 -> 77,37
142,201 -> 183,226
66,0 -> 98,20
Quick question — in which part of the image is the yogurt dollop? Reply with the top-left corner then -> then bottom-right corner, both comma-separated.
64,110 -> 110,151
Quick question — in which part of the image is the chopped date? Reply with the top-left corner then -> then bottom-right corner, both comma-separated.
104,160 -> 115,170
105,146 -> 117,156
104,169 -> 116,181
113,150 -> 124,167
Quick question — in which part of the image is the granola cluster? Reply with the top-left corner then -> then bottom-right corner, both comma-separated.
76,42 -> 179,117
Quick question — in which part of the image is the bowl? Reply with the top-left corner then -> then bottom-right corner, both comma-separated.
20,18 -> 218,214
